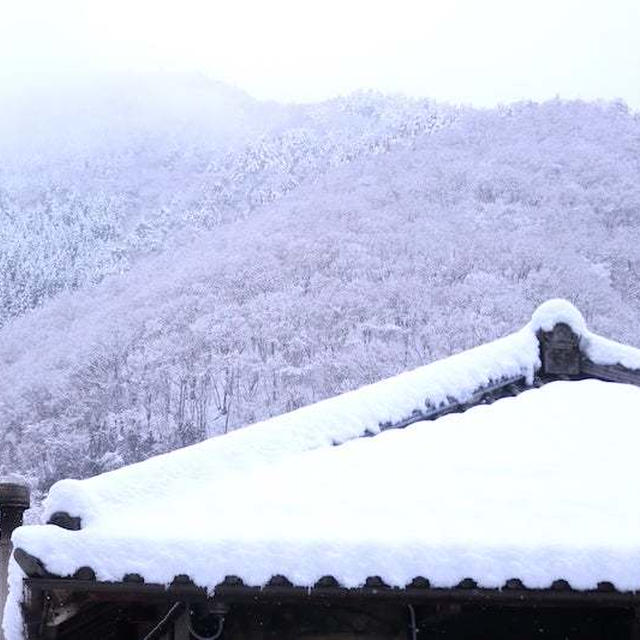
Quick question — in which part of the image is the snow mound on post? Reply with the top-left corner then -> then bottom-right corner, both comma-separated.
529,298 -> 640,370
528,298 -> 588,335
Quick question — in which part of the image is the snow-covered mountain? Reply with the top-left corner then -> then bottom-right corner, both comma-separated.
0,75 -> 454,324
0,82 -> 639,506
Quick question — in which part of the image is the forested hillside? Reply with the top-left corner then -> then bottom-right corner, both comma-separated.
0,75 -> 454,324
1,83 -> 639,512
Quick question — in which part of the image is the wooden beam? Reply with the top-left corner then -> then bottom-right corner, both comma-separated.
23,577 -> 640,609
581,360 -> 640,387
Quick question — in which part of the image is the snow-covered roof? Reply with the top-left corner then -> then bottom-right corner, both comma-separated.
13,378 -> 640,589
5,299 -> 640,638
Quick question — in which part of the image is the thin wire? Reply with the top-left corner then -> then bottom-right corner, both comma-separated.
142,602 -> 185,640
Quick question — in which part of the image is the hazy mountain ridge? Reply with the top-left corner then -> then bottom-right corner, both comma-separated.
1,92 -> 639,506
0,76 -> 455,324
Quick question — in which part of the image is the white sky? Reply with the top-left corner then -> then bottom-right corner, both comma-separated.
1,0 -> 639,107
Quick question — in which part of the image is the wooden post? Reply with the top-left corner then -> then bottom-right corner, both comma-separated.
631,606 -> 640,640
0,483 -> 30,640
173,610 -> 190,640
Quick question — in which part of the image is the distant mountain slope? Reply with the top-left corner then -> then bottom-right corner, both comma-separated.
0,75 -> 454,324
0,72 -> 265,157
1,99 -> 639,499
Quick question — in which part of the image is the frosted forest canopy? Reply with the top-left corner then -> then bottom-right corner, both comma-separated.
0,73 -> 639,508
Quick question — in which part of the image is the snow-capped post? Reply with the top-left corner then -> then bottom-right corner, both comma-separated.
537,323 -> 581,377
0,483 -> 30,640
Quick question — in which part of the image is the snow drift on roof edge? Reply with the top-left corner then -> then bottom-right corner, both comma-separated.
39,299 -> 640,528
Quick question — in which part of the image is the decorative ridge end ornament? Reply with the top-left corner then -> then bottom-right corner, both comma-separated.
538,323 -> 581,377
47,511 -> 82,531
0,482 -> 30,640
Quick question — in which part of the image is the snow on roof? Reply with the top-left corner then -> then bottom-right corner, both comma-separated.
11,379 -> 640,593
5,299 -> 640,639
